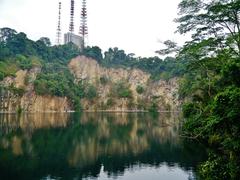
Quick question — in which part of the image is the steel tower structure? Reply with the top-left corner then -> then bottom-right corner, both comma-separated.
56,2 -> 62,45
69,0 -> 75,35
79,0 -> 88,48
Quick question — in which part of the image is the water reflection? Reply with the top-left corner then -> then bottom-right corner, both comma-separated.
0,112 -> 206,180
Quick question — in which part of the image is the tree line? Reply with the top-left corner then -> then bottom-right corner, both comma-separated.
0,27 -> 186,111
168,0 -> 240,179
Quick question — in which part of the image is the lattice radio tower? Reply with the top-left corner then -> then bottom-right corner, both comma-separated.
56,1 -> 62,45
69,0 -> 75,37
79,0 -> 88,49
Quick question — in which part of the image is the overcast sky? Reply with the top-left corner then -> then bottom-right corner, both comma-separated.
0,0 -> 188,57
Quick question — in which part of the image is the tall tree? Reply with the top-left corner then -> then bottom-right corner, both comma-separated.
38,37 -> 51,47
175,1 -> 240,178
0,27 -> 17,43
176,0 -> 240,57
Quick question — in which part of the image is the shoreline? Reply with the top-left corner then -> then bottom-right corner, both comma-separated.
0,109 -> 181,114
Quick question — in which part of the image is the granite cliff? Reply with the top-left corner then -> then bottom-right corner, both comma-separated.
68,56 -> 180,111
0,66 -> 71,112
0,56 -> 180,112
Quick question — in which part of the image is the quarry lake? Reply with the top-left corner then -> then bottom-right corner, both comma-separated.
0,112 -> 207,180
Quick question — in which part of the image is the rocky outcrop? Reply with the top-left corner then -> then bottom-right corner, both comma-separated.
69,56 -> 180,111
0,67 -> 72,113
20,95 -> 71,112
1,56 -> 180,112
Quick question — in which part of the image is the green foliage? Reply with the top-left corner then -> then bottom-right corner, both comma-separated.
155,40 -> 180,55
16,105 -> 23,114
148,101 -> 158,113
85,85 -> 97,100
176,0 -> 240,178
72,97 -> 82,112
199,153 -> 239,180
209,87 -> 240,149
103,47 -> 133,67
34,62 -> 85,110
80,46 -> 186,81
34,64 -> 74,97
34,73 -> 63,96
0,71 -> 4,81
182,103 -> 199,118
16,54 -> 32,70
81,46 -> 103,61
106,98 -> 115,107
38,37 -> 51,47
4,84 -> 26,96
0,27 -> 82,110
176,0 -> 240,56
34,61 -> 98,109
0,27 -> 80,62
0,60 -> 18,77
221,60 -> 240,87
112,82 -> 132,98
136,85 -> 144,94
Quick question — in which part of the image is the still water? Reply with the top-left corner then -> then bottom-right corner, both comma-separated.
0,113 -> 207,180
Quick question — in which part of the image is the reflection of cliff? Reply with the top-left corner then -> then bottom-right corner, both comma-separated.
0,113 -> 70,159
0,113 -> 206,180
68,113 -> 181,168
0,113 -> 70,134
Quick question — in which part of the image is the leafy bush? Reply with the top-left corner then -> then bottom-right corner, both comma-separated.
112,82 -> 132,98
106,98 -> 115,107
0,60 -> 18,77
16,54 -> 32,70
148,101 -> 158,113
0,71 -> 4,80
7,85 -> 25,96
85,85 -> 97,100
182,103 -> 199,118
199,153 -> 239,180
81,46 -> 103,62
72,97 -> 82,112
136,85 -> 144,94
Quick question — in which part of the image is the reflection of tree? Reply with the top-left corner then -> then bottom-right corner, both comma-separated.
0,112 -> 206,179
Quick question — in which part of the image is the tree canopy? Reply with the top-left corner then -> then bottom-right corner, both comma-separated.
174,0 -> 240,179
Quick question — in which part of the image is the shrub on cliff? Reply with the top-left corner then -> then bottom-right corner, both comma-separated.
85,85 -> 98,100
111,81 -> 132,98
136,85 -> 144,94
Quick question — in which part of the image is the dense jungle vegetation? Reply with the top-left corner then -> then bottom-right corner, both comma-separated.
171,0 -> 240,179
0,27 -> 186,110
0,27 -> 186,82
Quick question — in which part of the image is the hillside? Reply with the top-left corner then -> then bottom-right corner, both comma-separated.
0,55 -> 180,112
0,27 -> 184,112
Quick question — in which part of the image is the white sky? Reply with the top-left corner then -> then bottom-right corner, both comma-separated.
0,0 -> 188,57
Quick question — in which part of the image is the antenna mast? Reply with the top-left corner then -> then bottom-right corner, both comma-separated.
79,0 -> 88,48
69,0 -> 75,36
56,1 -> 62,45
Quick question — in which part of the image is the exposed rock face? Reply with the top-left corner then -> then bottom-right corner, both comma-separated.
20,95 -> 70,112
0,67 -> 71,113
69,56 -> 150,85
69,56 -> 180,111
1,56 -> 180,112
